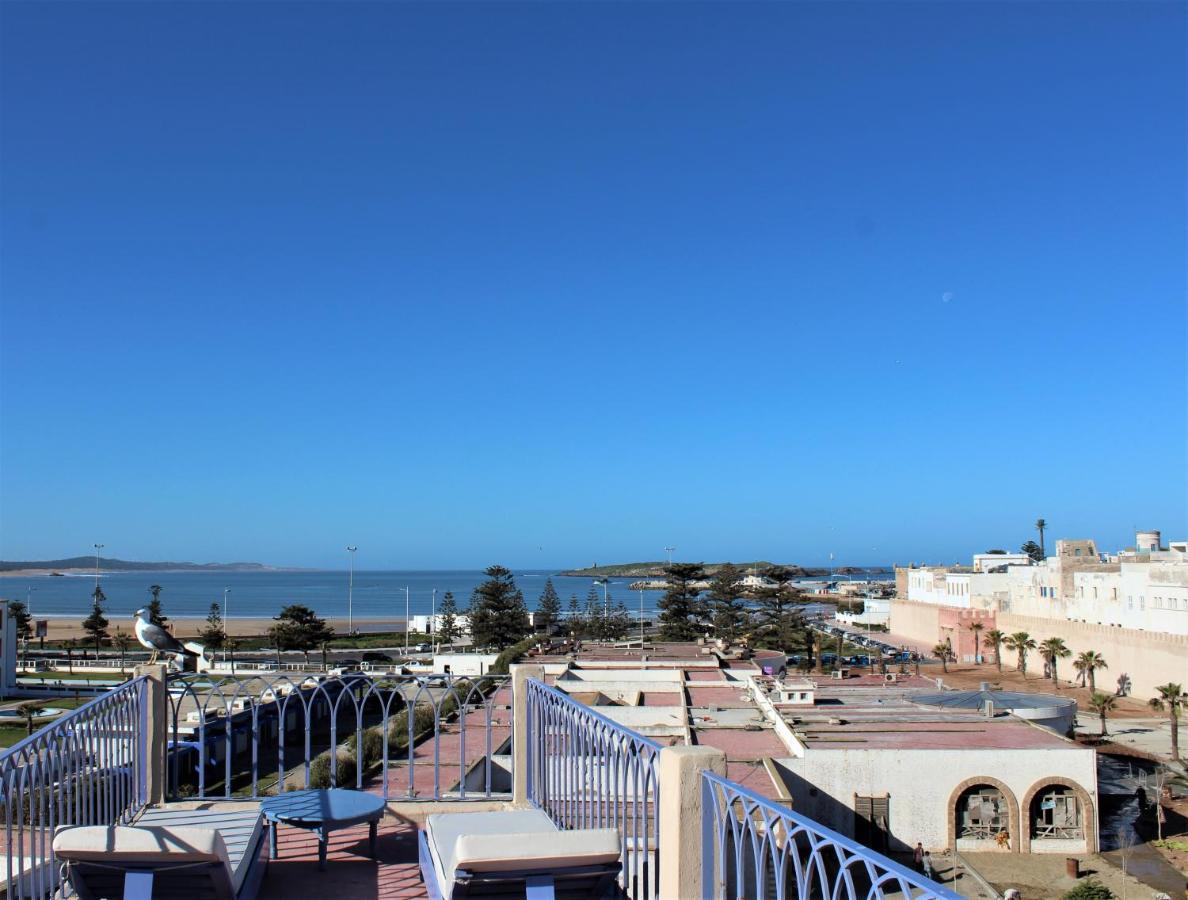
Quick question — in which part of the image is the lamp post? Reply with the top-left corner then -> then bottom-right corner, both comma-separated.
223,587 -> 231,665
404,586 -> 411,654
638,588 -> 645,652
431,588 -> 437,654
346,546 -> 357,635
25,586 -> 36,617
93,544 -> 104,590
664,546 -> 675,566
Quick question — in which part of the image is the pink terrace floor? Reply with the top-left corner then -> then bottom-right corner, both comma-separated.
260,818 -> 428,900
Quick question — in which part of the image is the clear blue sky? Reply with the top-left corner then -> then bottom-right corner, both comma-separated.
1,2 -> 1184,570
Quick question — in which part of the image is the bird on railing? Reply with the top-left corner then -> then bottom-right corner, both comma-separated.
133,608 -> 203,670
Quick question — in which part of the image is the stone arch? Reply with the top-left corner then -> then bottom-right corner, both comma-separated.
947,776 -> 1021,852
1020,777 -> 1097,853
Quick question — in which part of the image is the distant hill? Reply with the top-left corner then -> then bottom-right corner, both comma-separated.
559,561 -> 891,578
0,556 -> 283,573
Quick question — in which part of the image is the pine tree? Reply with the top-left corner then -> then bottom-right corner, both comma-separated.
82,584 -> 110,655
658,563 -> 705,641
606,601 -> 633,641
272,605 -> 334,665
585,586 -> 604,640
146,585 -> 168,627
707,563 -> 748,641
467,565 -> 531,650
566,594 -> 584,637
754,565 -> 804,650
6,600 -> 32,642
535,578 -> 562,634
200,602 -> 226,649
438,592 -> 461,645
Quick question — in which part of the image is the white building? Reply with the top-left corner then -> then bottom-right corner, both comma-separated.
836,597 -> 891,628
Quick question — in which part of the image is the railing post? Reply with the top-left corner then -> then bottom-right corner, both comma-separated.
510,663 -> 544,807
135,664 -> 169,806
658,745 -> 725,900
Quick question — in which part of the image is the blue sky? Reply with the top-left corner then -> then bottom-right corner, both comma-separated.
1,1 -> 1184,570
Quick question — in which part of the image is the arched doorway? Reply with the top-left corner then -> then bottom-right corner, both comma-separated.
948,778 -> 1020,851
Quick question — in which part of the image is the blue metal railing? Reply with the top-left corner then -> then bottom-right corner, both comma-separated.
525,678 -> 661,900
702,771 -> 961,900
0,677 -> 150,900
165,671 -> 511,801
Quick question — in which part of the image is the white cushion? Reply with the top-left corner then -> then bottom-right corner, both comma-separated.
52,825 -> 230,866
455,827 -> 621,872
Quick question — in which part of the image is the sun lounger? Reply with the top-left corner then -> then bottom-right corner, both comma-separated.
419,808 -> 621,899
53,805 -> 267,900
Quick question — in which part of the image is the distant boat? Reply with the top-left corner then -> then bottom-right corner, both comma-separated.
50,572 -> 64,577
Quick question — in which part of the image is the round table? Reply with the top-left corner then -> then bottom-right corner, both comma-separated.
260,788 -> 386,871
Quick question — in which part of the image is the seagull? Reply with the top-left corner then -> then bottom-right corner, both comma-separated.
133,608 -> 200,667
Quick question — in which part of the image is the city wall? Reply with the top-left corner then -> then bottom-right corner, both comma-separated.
890,599 -> 1187,700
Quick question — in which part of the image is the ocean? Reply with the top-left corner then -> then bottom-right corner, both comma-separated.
2,569 -> 892,624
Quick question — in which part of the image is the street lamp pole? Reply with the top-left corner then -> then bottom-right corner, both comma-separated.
26,586 -> 36,617
431,588 -> 437,654
93,544 -> 104,591
346,546 -> 357,635
224,587 -> 231,663
664,546 -> 675,566
404,586 -> 410,654
638,588 -> 645,652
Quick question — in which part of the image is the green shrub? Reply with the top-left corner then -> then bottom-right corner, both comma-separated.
1063,877 -> 1113,900
359,728 -> 385,769
309,750 -> 357,788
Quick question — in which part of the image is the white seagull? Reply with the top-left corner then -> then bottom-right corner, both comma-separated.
133,608 -> 201,667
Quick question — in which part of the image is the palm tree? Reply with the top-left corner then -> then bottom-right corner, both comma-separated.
983,629 -> 1006,672
15,701 -> 43,736
1088,691 -> 1118,736
1075,651 -> 1108,693
968,622 -> 985,663
932,643 -> 951,673
113,627 -> 132,674
1003,631 -> 1036,676
1148,683 -> 1186,762
1035,518 -> 1047,557
1039,637 -> 1071,686
63,638 -> 77,674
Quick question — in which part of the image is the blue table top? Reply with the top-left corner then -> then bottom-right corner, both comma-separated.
261,788 -> 385,828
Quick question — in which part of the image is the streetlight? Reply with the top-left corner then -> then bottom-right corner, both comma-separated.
431,588 -> 437,654
664,546 -> 675,566
26,586 -> 36,616
346,546 -> 357,635
223,587 -> 231,665
93,544 -> 104,590
638,588 -> 646,652
404,586 -> 411,654
597,578 -> 609,618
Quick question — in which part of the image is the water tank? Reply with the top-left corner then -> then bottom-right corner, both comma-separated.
1136,530 -> 1161,553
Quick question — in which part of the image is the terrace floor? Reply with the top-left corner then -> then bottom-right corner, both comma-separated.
260,817 -> 429,900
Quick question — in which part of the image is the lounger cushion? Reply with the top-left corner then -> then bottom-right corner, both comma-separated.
135,805 -> 264,896
52,824 -> 230,866
426,808 -> 557,887
455,827 -> 621,872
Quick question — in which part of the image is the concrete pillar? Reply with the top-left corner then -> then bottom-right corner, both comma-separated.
135,664 -> 169,806
658,744 -> 726,900
510,663 -> 544,807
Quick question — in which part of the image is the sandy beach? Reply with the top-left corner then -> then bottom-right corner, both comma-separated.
30,616 -> 410,642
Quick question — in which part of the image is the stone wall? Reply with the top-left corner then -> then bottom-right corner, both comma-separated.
997,612 -> 1188,700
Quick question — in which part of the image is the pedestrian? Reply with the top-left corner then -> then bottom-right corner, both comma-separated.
922,851 -> 933,880
913,842 -> 924,871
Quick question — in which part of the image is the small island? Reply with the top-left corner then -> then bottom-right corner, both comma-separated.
0,556 -> 300,577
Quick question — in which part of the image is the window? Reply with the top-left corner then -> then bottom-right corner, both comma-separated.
957,785 -> 1009,841
1031,787 -> 1083,840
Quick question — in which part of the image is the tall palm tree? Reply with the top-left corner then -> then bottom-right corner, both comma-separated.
1039,637 -> 1071,686
1088,691 -> 1118,736
983,629 -> 1006,672
1035,518 -> 1047,557
932,643 -> 951,673
1075,651 -> 1108,693
1003,632 -> 1036,676
1149,683 -> 1186,762
967,622 -> 985,663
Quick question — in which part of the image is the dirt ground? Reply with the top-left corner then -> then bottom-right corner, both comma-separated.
958,849 -> 1180,900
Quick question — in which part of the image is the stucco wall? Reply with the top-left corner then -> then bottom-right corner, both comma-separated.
777,744 -> 1097,854
889,599 -> 941,645
997,612 -> 1188,700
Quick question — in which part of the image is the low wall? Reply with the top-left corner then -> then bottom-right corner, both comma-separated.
889,599 -> 941,647
997,612 -> 1188,701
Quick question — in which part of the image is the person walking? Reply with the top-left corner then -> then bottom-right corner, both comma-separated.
922,851 -> 934,880
913,842 -> 924,871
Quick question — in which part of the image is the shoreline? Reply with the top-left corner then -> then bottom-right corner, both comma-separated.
0,567 -> 316,578
23,615 -> 411,641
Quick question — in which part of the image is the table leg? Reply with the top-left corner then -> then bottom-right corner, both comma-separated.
269,822 -> 278,860
369,819 -> 378,858
318,827 -> 328,871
